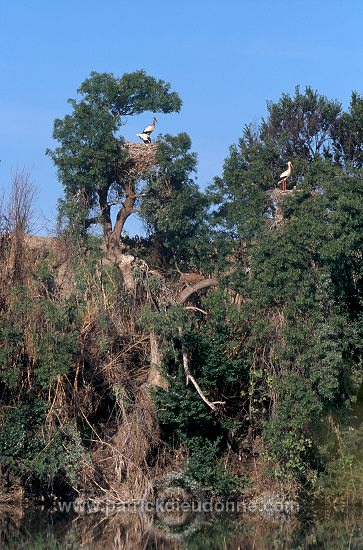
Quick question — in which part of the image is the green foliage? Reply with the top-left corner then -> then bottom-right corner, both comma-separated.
0,401 -> 87,486
0,400 -> 47,472
185,437 -> 243,497
0,282 -> 80,391
140,132 -> 210,267
30,424 -> 89,486
262,85 -> 342,160
149,291 -> 246,495
317,420 -> 363,504
0,250 -> 89,493
208,124 -> 278,241
332,91 -> 363,167
262,372 -> 319,478
77,70 -> 182,116
34,298 -> 80,388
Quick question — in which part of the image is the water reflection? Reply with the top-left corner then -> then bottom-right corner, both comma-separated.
1,505 -> 363,549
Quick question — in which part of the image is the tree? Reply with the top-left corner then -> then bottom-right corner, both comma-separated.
47,70 -> 182,290
207,86 -> 363,484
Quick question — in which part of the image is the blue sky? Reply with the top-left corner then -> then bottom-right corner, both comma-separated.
1,0 -> 362,235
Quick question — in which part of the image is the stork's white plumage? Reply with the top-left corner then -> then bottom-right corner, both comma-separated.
278,161 -> 293,190
137,132 -> 151,144
279,161 -> 293,181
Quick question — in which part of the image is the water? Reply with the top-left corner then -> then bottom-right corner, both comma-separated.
1,506 -> 363,549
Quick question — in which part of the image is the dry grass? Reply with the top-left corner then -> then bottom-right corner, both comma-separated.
0,485 -> 24,505
89,386 -> 166,502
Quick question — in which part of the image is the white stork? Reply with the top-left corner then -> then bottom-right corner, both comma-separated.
278,161 -> 293,190
137,117 -> 158,144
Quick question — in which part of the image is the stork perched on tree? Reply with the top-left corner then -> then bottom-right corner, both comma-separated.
137,117 -> 158,144
278,161 -> 293,191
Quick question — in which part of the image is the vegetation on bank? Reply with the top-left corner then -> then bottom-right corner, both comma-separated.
1,74 -> 363,505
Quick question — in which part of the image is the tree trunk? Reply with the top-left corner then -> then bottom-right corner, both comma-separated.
147,332 -> 168,390
105,237 -> 136,292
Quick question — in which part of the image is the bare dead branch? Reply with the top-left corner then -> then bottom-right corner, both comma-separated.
185,306 -> 208,315
176,278 -> 219,305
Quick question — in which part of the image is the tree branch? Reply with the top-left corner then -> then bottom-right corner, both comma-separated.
176,278 -> 219,305
185,306 -> 208,315
85,216 -> 99,228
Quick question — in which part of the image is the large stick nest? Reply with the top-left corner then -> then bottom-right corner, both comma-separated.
119,141 -> 159,177
269,188 -> 293,202
268,188 -> 293,227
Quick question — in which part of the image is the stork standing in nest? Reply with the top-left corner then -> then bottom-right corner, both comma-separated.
137,117 -> 158,144
278,161 -> 293,191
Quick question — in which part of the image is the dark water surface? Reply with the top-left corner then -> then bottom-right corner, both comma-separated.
1,506 -> 363,549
